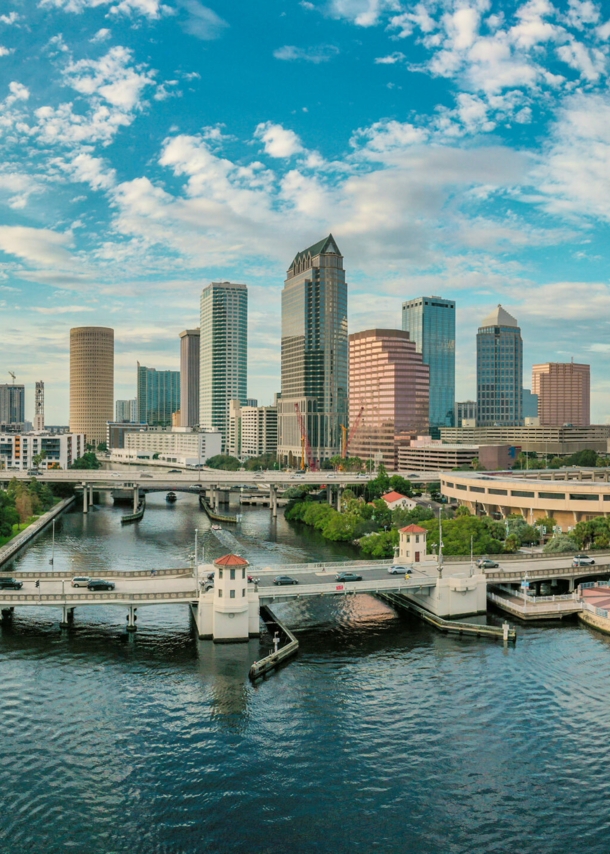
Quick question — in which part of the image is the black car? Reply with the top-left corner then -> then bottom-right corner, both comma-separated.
168,469 -> 181,474
335,572 -> 363,582
0,578 -> 23,590
273,575 -> 298,586
87,580 -> 116,591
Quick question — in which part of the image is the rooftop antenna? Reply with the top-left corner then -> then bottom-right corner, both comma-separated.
8,371 -> 16,384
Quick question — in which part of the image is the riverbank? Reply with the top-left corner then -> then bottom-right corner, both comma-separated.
0,496 -> 75,569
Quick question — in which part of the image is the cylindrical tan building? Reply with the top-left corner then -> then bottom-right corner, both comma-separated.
70,327 -> 114,447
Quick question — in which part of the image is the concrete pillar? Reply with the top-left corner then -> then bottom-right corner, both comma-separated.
133,487 -> 139,512
270,485 -> 277,518
568,578 -> 575,592
1,608 -> 14,624
60,606 -> 74,628
336,488 -> 342,512
126,605 -> 137,632
82,483 -> 88,513
327,485 -> 332,504
89,484 -> 94,507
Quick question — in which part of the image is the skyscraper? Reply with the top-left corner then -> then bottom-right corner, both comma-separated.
199,282 -> 247,446
476,305 -> 523,427
34,381 -> 44,431
115,399 -> 137,422
0,383 -> 25,424
532,362 -> 590,427
136,364 -> 180,427
277,235 -> 348,466
401,296 -> 455,430
179,328 -> 200,428
69,326 -> 114,446
348,329 -> 429,468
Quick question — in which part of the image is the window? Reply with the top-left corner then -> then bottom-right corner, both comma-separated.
242,588 -> 246,597
570,494 -> 599,502
219,568 -> 223,579
538,492 -> 565,500
230,568 -> 236,580
456,484 -> 467,491
242,568 -> 246,579
470,486 -> 485,493
489,488 -> 507,495
444,481 -> 454,488
218,589 -> 222,597
511,490 -> 534,497
230,589 -> 235,599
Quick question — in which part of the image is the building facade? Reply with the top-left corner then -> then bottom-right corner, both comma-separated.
476,306 -> 523,427
532,362 -> 590,427
402,296 -> 455,430
106,421 -> 148,450
397,443 -> 478,472
34,381 -> 44,432
455,400 -> 477,427
278,235 -> 348,466
522,388 -> 539,420
440,424 -> 610,455
348,329 -> 429,468
115,399 -> 137,422
179,328 -> 200,428
0,383 -> 25,425
0,432 -> 85,471
200,282 -> 247,448
122,427 -> 221,464
228,399 -> 278,459
69,326 -> 114,446
136,364 -> 180,428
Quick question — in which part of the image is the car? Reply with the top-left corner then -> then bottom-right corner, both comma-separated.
357,473 -> 368,478
273,575 -> 298,586
71,576 -> 91,588
87,580 -> 116,591
110,473 -> 121,478
0,578 -> 23,590
476,558 -> 499,569
573,555 -> 595,566
388,565 -> 409,575
27,469 -> 41,476
335,572 -> 363,582
168,469 -> 181,473
140,473 -> 154,478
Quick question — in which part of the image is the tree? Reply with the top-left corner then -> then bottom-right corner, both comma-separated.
97,442 -> 108,452
32,451 -> 47,468
388,475 -> 412,497
15,491 -> 33,529
544,534 -> 577,553
568,449 -> 597,467
205,454 -> 241,471
70,452 -> 101,470
360,529 -> 399,558
244,453 -> 278,471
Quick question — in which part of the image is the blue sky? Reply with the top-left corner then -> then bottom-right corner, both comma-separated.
1,0 -> 610,423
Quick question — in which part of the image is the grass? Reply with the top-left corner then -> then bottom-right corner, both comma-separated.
0,498 -> 62,548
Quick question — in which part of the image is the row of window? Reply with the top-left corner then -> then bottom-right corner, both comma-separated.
218,589 -> 246,598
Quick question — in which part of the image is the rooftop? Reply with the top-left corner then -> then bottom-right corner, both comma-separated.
214,554 -> 249,567
290,234 -> 341,269
400,524 -> 428,534
381,491 -> 409,503
480,304 -> 518,329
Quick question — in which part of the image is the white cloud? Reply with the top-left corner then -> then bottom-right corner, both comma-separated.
375,51 -> 405,64
90,28 -> 112,42
254,122 -> 303,158
39,0 -> 172,20
0,226 -> 74,266
273,44 -> 340,63
32,305 -> 94,313
0,12 -> 20,24
328,0 -> 400,28
177,1 -> 229,40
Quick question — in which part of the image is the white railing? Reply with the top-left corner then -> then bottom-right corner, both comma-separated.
0,590 -> 198,605
487,590 -> 582,614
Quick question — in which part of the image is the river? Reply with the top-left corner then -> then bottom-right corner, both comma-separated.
1,491 -> 610,854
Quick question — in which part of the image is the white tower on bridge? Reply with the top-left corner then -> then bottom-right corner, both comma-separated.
196,553 -> 260,642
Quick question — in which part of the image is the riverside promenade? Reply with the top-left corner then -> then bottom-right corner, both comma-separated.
0,497 -> 75,569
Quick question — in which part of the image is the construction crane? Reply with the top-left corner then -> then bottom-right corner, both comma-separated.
294,403 -> 315,471
8,371 -> 16,384
340,407 -> 365,459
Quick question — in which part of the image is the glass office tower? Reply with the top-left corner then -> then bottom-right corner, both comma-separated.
136,364 -> 180,427
278,234 -> 348,466
476,305 -> 523,427
199,282 -> 247,448
0,384 -> 25,424
402,296 -> 455,430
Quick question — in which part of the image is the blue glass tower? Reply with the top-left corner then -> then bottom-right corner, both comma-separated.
402,296 -> 455,431
476,305 -> 523,426
136,364 -> 180,427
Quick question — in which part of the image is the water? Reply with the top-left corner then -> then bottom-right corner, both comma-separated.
2,493 -> 610,853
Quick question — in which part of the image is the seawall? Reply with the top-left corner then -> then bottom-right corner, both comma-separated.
0,496 -> 75,569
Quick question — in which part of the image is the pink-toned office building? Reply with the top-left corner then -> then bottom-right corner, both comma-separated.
348,329 -> 429,468
532,362 -> 590,427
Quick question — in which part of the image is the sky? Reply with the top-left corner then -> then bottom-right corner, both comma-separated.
1,0 -> 610,424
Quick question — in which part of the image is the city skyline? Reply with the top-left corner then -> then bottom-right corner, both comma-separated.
1,1 -> 610,423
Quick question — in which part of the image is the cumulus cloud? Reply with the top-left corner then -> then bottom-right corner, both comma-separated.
0,226 -> 74,266
0,12 -> 20,24
273,44 -> 340,63
39,0 -> 173,19
177,1 -> 229,40
375,51 -> 405,64
254,122 -> 304,158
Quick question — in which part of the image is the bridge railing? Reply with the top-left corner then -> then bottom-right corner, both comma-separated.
258,576 -> 436,597
0,590 -> 198,605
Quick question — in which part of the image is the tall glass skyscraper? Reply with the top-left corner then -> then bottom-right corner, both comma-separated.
199,282 -> 247,448
0,383 -> 25,424
136,364 -> 180,427
402,296 -> 455,430
476,305 -> 523,426
278,235 -> 348,466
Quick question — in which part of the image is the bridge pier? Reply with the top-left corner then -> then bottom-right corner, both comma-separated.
1,607 -> 14,624
60,606 -> 74,629
270,485 -> 277,518
89,484 -> 94,507
336,487 -> 342,512
133,487 -> 139,513
82,482 -> 88,513
326,485 -> 331,505
126,606 -> 137,632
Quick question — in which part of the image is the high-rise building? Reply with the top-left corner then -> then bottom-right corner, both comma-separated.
34,381 -> 44,431
402,296 -> 455,430
476,305 -> 523,427
115,399 -> 137,422
348,329 -> 429,468
136,364 -> 180,428
179,328 -> 200,428
522,388 -> 539,420
199,282 -> 247,448
455,400 -> 477,427
0,383 -> 25,424
228,399 -> 278,459
532,362 -> 590,427
69,326 -> 114,446
277,235 -> 348,466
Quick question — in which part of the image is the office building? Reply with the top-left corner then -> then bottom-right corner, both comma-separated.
348,329 -> 429,468
136,364 -> 180,428
115,399 -> 137,422
34,381 -> 44,431
200,282 -> 247,448
228,399 -> 277,459
440,424 -> 610,455
0,431 -> 85,471
532,362 -> 590,427
277,235 -> 348,466
106,421 -> 148,450
476,305 -> 523,427
69,326 -> 114,446
0,383 -> 25,425
402,296 -> 455,430
455,400 -> 477,427
117,427 -> 222,465
179,328 -> 200,428
522,388 -> 539,421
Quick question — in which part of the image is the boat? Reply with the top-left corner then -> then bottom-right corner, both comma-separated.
211,524 -> 222,531
166,492 -> 177,503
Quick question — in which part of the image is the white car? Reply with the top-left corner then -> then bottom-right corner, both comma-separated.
388,565 -> 410,575
71,576 -> 91,588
